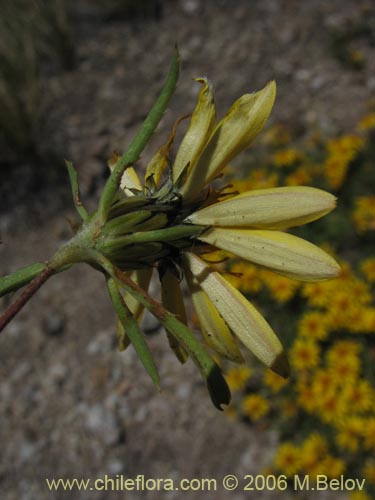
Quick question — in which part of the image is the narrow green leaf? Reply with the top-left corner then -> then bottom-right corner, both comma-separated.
94,251 -> 230,409
0,262 -> 46,297
98,48 -> 180,223
107,277 -> 160,390
65,160 -> 88,221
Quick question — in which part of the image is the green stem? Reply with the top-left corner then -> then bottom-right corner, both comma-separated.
0,262 -> 47,297
107,277 -> 160,389
93,250 -> 230,409
65,160 -> 88,221
98,48 -> 180,223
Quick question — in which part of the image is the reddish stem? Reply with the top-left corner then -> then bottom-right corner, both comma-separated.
0,266 -> 53,333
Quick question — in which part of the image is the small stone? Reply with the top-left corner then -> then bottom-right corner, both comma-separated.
43,312 -> 65,336
84,404 -> 121,446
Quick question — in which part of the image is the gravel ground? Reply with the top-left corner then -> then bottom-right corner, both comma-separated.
1,1 -> 374,499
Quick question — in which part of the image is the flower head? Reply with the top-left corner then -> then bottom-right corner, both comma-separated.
97,73 -> 340,403
0,53 -> 341,409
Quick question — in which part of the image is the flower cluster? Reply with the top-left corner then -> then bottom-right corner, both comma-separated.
225,113 -> 375,497
0,55 -> 341,409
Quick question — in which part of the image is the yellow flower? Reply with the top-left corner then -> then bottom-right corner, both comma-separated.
260,270 -> 299,303
357,112 -> 375,131
231,169 -> 279,191
241,394 -> 270,420
318,390 -> 348,423
323,134 -> 364,189
263,370 -> 288,392
350,492 -> 372,500
326,341 -> 361,382
361,257 -> 375,282
300,433 -> 328,473
285,167 -> 312,186
302,433 -> 328,457
298,311 -> 329,340
341,380 -> 374,413
274,443 -> 301,476
349,491 -> 371,500
362,417 -> 375,451
326,340 -> 361,363
352,196 -> 375,232
336,417 -> 365,452
228,261 -> 263,294
110,75 -> 340,399
296,379 -> 316,413
225,365 -> 252,392
323,156 -> 350,190
327,134 -> 364,159
273,148 -> 302,167
312,369 -> 340,396
290,338 -> 320,371
322,456 -> 346,478
174,80 -> 277,197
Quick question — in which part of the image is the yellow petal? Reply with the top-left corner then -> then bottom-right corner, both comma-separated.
198,228 -> 341,281
186,186 -> 337,229
181,81 -> 276,198
172,78 -> 216,183
108,152 -> 142,195
184,267 -> 244,363
145,115 -> 185,188
184,252 -> 289,377
160,267 -> 189,363
119,167 -> 142,194
124,268 -> 153,320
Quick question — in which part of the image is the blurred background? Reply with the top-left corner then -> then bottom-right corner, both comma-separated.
0,1 -> 374,499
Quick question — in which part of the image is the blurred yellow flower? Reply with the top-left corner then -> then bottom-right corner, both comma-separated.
326,340 -> 361,364
322,456 -> 346,478
336,417 -> 364,452
228,261 -> 262,294
225,365 -> 252,392
263,370 -> 288,392
312,369 -> 341,396
285,167 -> 312,186
350,491 -> 372,500
300,433 -> 328,473
352,196 -> 375,232
231,169 -> 279,191
298,311 -> 329,340
296,380 -> 316,413
323,134 -> 364,189
241,394 -> 270,420
274,443 -> 301,476
341,380 -> 374,413
361,257 -> 375,282
362,417 -> 375,451
260,270 -> 299,303
273,148 -> 302,167
290,338 -> 320,371
319,391 -> 348,422
357,112 -> 375,131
